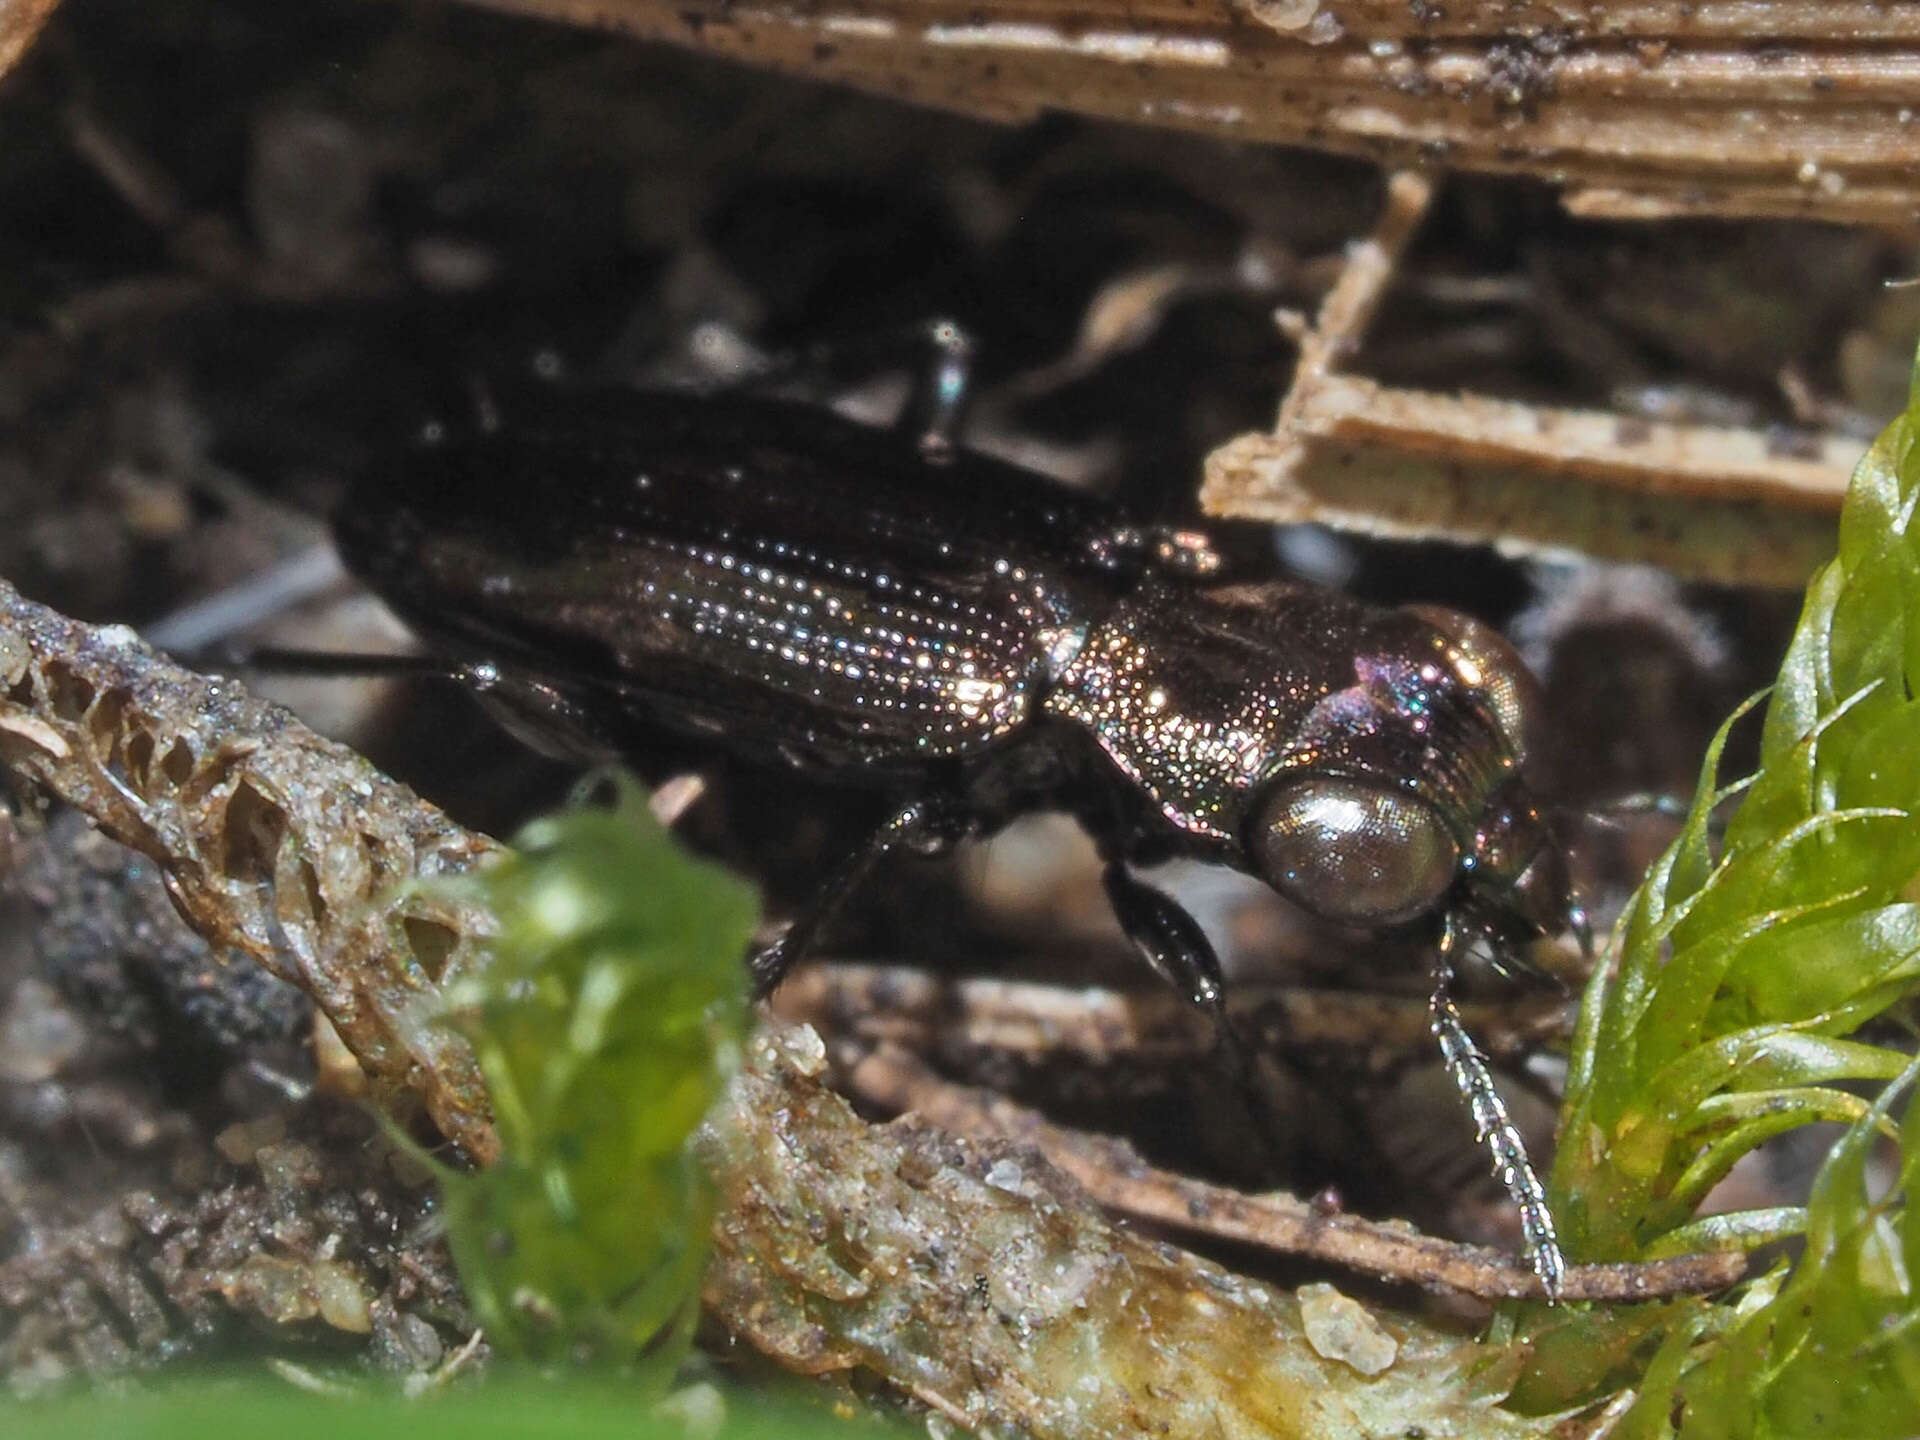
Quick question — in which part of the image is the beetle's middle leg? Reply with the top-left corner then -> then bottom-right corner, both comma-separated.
749,793 -> 971,1000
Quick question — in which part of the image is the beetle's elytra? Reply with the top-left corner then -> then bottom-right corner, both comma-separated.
335,379 -> 1578,1295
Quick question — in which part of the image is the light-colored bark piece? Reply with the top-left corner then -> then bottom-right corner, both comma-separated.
1204,376 -> 1853,586
0,0 -> 61,82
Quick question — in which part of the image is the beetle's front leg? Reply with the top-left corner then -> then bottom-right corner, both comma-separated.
749,793 -> 971,1000
1102,861 -> 1291,1168
1100,862 -> 1229,1014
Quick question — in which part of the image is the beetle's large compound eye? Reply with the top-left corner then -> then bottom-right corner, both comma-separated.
1405,604 -> 1542,765
1252,777 -> 1460,925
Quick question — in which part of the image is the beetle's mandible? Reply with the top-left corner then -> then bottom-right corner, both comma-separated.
335,377 -> 1580,1296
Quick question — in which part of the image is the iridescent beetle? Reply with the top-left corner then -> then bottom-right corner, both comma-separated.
333,352 -> 1582,1294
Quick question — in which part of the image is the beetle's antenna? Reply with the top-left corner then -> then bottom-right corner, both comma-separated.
1432,916 -> 1567,1302
142,543 -> 347,654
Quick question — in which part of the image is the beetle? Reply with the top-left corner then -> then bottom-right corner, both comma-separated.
332,366 -> 1581,1296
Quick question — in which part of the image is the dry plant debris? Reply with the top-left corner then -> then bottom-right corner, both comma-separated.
1204,168 -> 1858,584
0,577 -> 504,1161
842,1044 -> 1746,1304
775,960 -> 1566,1082
0,1097 -> 469,1392
0,0 -> 60,82
463,0 -> 1920,226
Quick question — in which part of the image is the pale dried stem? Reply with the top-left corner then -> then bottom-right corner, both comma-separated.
774,960 -> 1565,1071
1281,169 -> 1434,414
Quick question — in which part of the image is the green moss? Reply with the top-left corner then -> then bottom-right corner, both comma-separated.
428,778 -> 758,1373
1538,351 -> 1920,1431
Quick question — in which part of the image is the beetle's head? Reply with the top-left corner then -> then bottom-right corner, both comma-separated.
1243,605 -> 1574,949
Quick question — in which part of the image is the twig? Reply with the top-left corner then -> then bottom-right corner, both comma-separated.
844,1045 -> 1747,1303
1277,169 -> 1433,412
774,960 -> 1566,1073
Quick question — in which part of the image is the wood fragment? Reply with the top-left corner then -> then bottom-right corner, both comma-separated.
842,1045 -> 1747,1304
1203,375 -> 1851,587
0,578 -> 504,1160
1203,169 -> 1855,584
462,0 -> 1920,225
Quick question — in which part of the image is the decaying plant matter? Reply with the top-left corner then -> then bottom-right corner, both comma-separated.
704,1026 -> 1585,1439
839,1043 -> 1744,1304
0,576 -> 504,1161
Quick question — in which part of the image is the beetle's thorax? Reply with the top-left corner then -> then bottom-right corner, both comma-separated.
1043,579 -> 1538,875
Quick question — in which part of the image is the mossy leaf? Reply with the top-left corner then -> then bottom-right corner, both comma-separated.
1541,347 -> 1920,1428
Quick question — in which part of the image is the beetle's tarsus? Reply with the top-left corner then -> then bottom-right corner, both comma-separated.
1102,861 -> 1291,1169
1101,863 -> 1227,1010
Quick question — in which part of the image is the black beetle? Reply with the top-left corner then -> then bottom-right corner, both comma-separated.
334,372 -> 1580,1295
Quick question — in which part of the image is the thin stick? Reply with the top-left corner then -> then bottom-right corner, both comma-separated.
845,1045 -> 1746,1303
1277,169 -> 1434,421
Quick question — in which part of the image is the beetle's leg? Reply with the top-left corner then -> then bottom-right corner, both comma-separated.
193,646 -> 455,680
1100,862 -> 1230,1015
190,638 -> 628,767
455,663 -> 631,765
749,794 -> 971,1000
742,317 -> 976,456
1569,902 -> 1595,963
1101,861 -> 1291,1168
1431,916 -> 1567,1301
